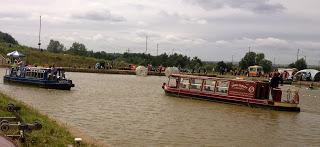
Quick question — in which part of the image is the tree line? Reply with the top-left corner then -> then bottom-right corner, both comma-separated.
0,31 -> 18,45
47,39 -> 309,72
47,39 -> 203,69
1,31 -> 308,72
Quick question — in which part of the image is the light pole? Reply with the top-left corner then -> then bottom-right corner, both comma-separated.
145,35 -> 148,54
273,57 -> 276,66
38,15 -> 42,50
297,49 -> 300,61
157,43 -> 159,56
231,55 -> 234,65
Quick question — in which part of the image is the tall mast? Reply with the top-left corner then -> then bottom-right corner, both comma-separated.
145,35 -> 148,53
156,43 -> 159,56
38,15 -> 42,50
232,55 -> 234,65
297,49 -> 300,61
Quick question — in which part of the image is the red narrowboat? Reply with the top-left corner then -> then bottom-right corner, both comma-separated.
162,74 -> 300,112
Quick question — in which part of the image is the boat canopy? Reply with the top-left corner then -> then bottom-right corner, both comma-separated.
293,69 -> 320,81
170,74 -> 216,80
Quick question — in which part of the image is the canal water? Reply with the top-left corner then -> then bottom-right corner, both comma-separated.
0,68 -> 320,146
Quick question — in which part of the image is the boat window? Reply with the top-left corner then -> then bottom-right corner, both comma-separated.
203,80 -> 216,92
179,78 -> 190,89
38,72 -> 44,79
32,72 -> 35,78
215,80 -> 229,94
168,77 -> 179,88
27,71 -> 33,78
190,78 -> 202,90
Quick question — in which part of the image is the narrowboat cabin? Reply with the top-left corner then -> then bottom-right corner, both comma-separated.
4,66 -> 75,90
162,74 -> 300,112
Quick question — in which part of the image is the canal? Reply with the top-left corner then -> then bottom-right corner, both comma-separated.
0,68 -> 320,146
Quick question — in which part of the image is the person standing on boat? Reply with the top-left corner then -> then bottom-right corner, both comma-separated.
50,65 -> 58,80
17,59 -> 26,77
270,72 -> 283,100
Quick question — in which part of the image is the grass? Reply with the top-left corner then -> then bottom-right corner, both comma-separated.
0,92 -> 102,147
0,42 -> 97,68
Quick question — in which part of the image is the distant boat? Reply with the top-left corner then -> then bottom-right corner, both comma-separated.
162,74 -> 300,112
4,66 -> 75,90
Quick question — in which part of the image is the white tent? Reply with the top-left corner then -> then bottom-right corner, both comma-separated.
293,69 -> 320,81
6,50 -> 26,58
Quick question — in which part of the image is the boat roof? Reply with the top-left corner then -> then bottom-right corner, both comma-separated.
26,66 -> 65,70
169,74 -> 258,83
170,74 -> 216,80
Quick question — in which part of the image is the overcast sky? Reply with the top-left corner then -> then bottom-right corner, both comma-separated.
0,0 -> 319,65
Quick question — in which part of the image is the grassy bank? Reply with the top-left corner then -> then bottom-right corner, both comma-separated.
64,67 -> 168,76
0,92 -> 103,147
0,42 -> 97,68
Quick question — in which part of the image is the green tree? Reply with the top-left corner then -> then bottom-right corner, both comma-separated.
0,31 -> 18,44
47,39 -> 65,53
288,58 -> 307,70
255,53 -> 265,64
239,52 -> 256,69
239,52 -> 272,73
216,61 -> 227,71
189,56 -> 203,69
68,42 -> 87,56
288,63 -> 296,68
203,63 -> 215,73
260,59 -> 272,73
295,58 -> 307,70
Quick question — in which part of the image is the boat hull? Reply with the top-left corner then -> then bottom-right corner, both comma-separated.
3,76 -> 74,90
164,88 -> 300,112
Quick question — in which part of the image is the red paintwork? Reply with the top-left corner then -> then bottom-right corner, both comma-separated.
164,74 -> 271,106
163,74 -> 300,111
164,85 -> 268,106
228,80 -> 257,98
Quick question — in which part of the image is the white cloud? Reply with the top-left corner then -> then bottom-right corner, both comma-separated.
72,9 -> 126,22
0,0 -> 320,64
137,21 -> 149,27
185,0 -> 285,13
92,34 -> 103,41
181,18 -> 208,24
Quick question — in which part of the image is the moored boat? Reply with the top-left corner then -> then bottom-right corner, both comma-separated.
4,66 -> 75,90
162,74 -> 300,112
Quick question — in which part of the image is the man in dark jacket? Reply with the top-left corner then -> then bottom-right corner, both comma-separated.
270,72 -> 283,101
270,72 -> 283,88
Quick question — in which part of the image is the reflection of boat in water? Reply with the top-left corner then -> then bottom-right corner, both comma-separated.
4,67 -> 75,90
162,74 -> 300,112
